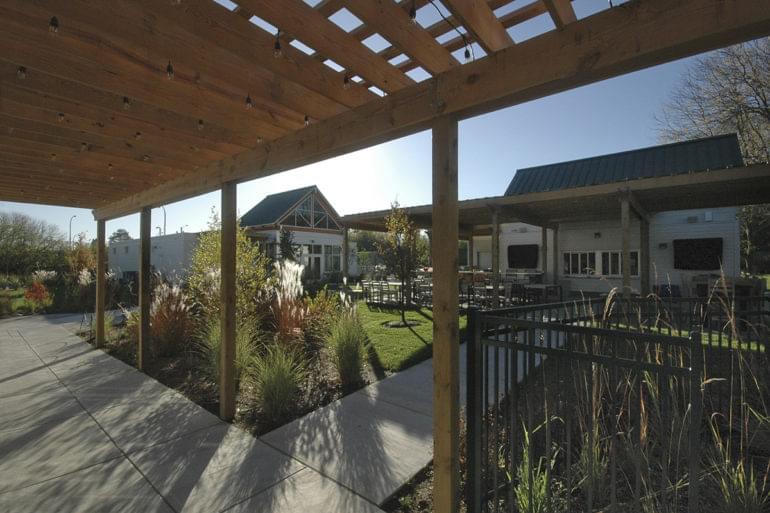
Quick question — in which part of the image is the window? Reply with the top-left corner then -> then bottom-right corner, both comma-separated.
124,246 -> 129,254
285,193 -> 342,230
563,252 -> 596,276
563,250 -> 639,277
324,245 -> 342,273
599,250 -> 639,277
673,238 -> 723,270
507,244 -> 539,269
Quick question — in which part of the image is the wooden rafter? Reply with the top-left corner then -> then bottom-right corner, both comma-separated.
441,0 -> 514,53
345,0 -> 458,75
93,0 -> 770,220
235,0 -> 414,93
543,0 -> 577,29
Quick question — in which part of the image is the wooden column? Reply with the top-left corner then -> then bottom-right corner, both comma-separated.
640,218 -> 650,296
491,208 -> 500,308
552,225 -> 559,285
95,219 -> 106,348
342,227 -> 349,282
468,235 -> 474,269
220,181 -> 237,421
432,115 -> 460,513
138,207 -> 151,370
621,197 -> 631,299
540,226 -> 548,282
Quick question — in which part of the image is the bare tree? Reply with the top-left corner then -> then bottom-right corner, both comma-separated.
657,37 -> 770,274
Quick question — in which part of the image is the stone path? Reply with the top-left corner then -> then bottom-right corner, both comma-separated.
0,314 -> 465,512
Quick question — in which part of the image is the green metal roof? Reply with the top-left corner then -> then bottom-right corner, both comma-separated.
505,134 -> 744,196
240,186 -> 316,227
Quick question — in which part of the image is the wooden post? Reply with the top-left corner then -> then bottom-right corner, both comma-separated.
552,225 -> 559,285
491,208 -> 500,308
621,196 -> 631,299
220,181 -> 237,421
468,235 -> 474,269
541,226 -> 548,282
432,115 -> 460,513
342,227 -> 349,282
640,218 -> 650,296
138,207 -> 151,370
95,219 -> 106,348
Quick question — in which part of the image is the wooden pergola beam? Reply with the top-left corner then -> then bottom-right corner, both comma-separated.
543,0 -> 577,29
237,0 -> 414,93
346,0 -> 458,75
94,0 -> 770,220
441,0 -> 514,53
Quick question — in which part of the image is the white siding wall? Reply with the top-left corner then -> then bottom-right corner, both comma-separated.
471,207 -> 740,296
254,229 -> 359,277
108,232 -> 199,280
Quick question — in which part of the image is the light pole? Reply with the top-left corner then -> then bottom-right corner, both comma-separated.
68,215 -> 77,248
161,206 -> 167,235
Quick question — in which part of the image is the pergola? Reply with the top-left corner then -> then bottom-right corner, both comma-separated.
1,1 -> 769,509
342,163 -> 770,297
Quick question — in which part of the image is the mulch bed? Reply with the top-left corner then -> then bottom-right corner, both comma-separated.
84,330 -> 379,436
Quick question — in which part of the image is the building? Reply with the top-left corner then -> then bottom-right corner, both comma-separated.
240,186 -> 358,280
108,231 -> 200,281
470,134 -> 744,295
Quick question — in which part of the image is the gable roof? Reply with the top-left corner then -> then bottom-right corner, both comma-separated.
240,186 -> 316,227
504,134 -> 744,196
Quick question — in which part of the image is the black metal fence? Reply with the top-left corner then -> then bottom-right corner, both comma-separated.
466,310 -> 704,512
464,293 -> 770,513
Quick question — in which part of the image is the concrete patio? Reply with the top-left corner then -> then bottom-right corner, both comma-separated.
0,314 -> 453,512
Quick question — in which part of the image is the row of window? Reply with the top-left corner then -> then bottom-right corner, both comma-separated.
562,250 -> 640,277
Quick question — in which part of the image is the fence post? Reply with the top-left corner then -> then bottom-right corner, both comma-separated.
688,330 -> 703,513
466,308 -> 482,513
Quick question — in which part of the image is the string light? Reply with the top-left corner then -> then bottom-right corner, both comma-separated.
49,16 -> 59,33
273,30 -> 282,58
80,142 -> 88,152
197,119 -> 204,131
428,0 -> 473,62
142,154 -> 151,161
343,74 -> 351,90
123,96 -> 131,110
16,66 -> 26,79
57,112 -> 65,122
409,0 -> 417,23
257,136 -> 263,144
245,93 -> 253,109
135,131 -> 142,140
166,60 -> 174,79
304,115 -> 310,126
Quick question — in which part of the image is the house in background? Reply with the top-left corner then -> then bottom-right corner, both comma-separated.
471,134 -> 745,296
240,186 -> 358,280
108,231 -> 200,281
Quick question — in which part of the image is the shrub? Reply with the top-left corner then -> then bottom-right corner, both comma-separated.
150,282 -> 194,357
248,345 -> 306,423
88,311 -> 116,343
513,425 -> 568,513
327,311 -> 366,388
24,281 -> 50,312
196,315 -> 260,385
0,296 -> 13,317
303,287 -> 340,349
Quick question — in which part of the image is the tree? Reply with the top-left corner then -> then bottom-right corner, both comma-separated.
0,211 -> 67,276
278,227 -> 296,261
188,208 -> 272,321
376,202 -> 419,325
109,229 -> 131,243
657,37 -> 770,274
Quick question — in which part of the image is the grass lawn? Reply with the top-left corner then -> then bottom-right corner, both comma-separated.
358,301 -> 467,373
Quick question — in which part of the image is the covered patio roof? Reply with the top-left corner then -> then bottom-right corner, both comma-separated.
341,163 -> 770,233
0,0 -> 765,219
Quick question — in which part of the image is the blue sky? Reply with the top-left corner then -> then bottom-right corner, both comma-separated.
0,0 -> 703,241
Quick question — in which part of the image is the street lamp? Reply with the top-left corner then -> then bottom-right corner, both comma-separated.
68,215 -> 77,248
161,206 -> 167,235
